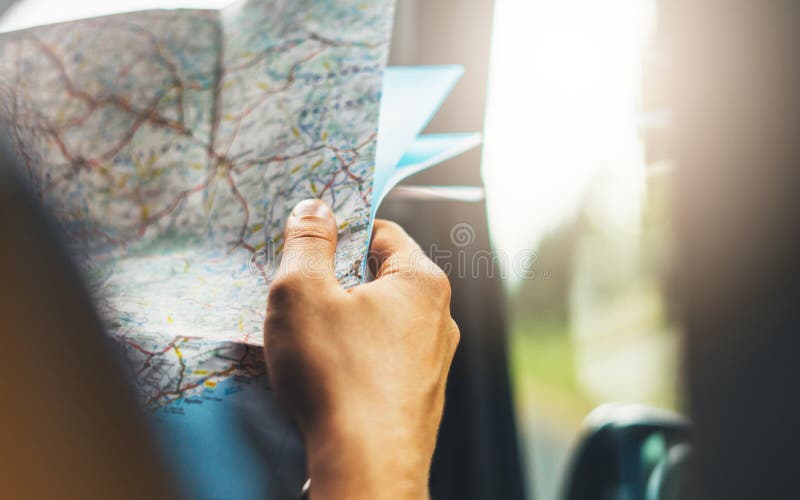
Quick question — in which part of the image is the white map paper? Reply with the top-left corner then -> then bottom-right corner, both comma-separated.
0,1 -> 393,497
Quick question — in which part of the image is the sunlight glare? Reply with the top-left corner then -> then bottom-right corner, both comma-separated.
482,0 -> 656,273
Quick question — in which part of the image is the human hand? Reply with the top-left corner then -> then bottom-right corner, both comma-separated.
263,199 -> 459,500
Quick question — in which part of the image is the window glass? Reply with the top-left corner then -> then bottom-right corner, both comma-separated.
482,1 -> 678,498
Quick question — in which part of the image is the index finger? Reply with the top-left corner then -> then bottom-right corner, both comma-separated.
367,219 -> 424,278
365,220 -> 449,294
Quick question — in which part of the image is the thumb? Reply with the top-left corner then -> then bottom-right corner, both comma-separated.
277,199 -> 338,282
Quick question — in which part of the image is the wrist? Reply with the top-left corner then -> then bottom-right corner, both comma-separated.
305,415 -> 431,500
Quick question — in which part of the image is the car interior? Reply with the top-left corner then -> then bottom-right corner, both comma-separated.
1,1 -> 799,499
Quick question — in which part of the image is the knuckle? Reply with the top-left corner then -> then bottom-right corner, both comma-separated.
369,231 -> 398,256
371,220 -> 416,252
263,308 -> 290,346
268,272 -> 305,307
346,286 -> 372,307
405,253 -> 449,292
369,231 -> 391,254
448,319 -> 461,349
286,223 -> 334,243
427,266 -> 452,300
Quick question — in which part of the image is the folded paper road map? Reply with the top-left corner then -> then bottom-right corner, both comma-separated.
0,1 -> 479,497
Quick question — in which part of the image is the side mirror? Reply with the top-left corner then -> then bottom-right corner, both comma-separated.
560,403 -> 690,500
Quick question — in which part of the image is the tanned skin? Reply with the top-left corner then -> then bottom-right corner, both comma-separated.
263,199 -> 459,500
